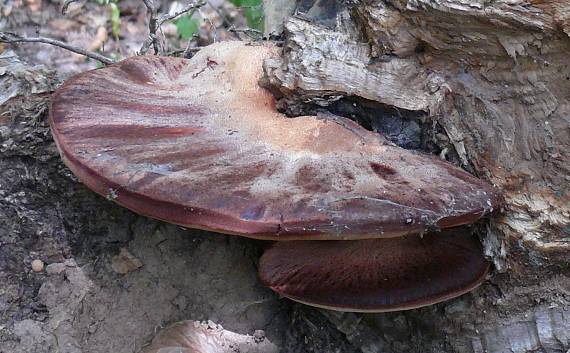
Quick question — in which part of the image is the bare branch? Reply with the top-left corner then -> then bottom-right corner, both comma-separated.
183,46 -> 203,58
206,1 -> 240,39
158,1 -> 206,26
139,0 -> 206,56
183,31 -> 203,58
198,7 -> 218,42
165,46 -> 203,57
61,0 -> 80,15
141,0 -> 154,10
140,0 -> 160,55
0,31 -> 115,65
228,26 -> 262,39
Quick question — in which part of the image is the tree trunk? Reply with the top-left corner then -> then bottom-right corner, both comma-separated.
1,0 -> 569,352
261,0 -> 570,351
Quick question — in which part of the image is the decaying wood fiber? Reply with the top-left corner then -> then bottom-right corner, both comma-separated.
263,1 -> 570,265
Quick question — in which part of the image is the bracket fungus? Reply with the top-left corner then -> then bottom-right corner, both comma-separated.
50,41 -> 502,312
259,230 -> 490,312
141,321 -> 278,353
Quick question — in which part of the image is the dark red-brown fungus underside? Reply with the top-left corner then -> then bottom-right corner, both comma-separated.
259,229 -> 490,312
49,41 -> 502,241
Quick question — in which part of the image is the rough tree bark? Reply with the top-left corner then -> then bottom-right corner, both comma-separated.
1,0 -> 569,352
261,0 -> 570,351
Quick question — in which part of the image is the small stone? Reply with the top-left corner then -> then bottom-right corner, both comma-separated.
46,262 -> 67,275
31,259 -> 44,273
111,248 -> 143,274
253,330 -> 265,343
172,295 -> 188,310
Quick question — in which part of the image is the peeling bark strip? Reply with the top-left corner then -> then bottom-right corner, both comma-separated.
261,17 -> 444,112
321,303 -> 570,353
359,0 -> 570,263
263,1 -> 569,264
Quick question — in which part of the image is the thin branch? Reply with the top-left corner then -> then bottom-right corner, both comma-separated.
198,7 -> 217,42
61,0 -> 80,15
140,0 -> 160,55
183,32 -> 202,58
157,1 -> 206,26
234,4 -> 262,9
139,0 -> 206,55
0,31 -> 115,65
166,46 -> 203,57
228,26 -> 262,39
206,0 -> 239,39
183,46 -> 203,58
141,0 -> 154,10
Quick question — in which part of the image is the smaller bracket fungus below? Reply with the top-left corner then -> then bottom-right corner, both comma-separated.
141,321 -> 278,353
259,229 -> 490,312
49,41 -> 502,312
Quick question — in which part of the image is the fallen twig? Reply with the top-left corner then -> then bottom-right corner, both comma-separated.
206,0 -> 239,39
0,31 -> 115,65
139,0 -> 206,55
166,46 -> 203,57
228,26 -> 262,39
158,1 -> 206,26
61,0 -> 80,15
198,7 -> 218,42
140,0 -> 160,55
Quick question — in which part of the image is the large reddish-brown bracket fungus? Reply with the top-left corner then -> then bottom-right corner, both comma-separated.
49,41 -> 502,312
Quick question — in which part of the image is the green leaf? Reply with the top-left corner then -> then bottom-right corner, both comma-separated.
110,3 -> 121,39
228,0 -> 264,31
175,15 -> 200,39
244,6 -> 263,31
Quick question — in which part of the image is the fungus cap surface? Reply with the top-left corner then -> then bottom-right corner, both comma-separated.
50,41 -> 502,240
259,230 -> 490,312
141,321 -> 278,353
